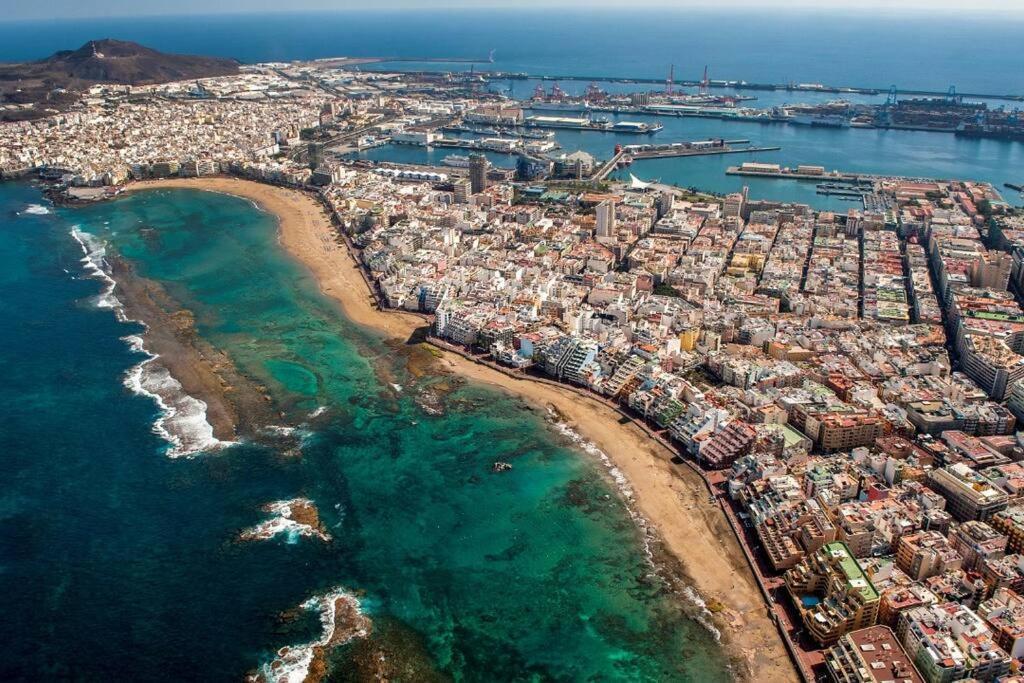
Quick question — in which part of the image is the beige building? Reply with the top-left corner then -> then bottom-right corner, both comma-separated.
785,542 -> 880,645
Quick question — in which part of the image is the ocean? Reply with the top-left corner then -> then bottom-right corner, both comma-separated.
1,10 -> 1022,207
1,10 -> 1022,94
0,182 -> 730,681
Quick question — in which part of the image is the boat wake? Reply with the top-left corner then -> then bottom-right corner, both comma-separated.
70,226 -> 232,458
239,499 -> 331,544
251,588 -> 370,683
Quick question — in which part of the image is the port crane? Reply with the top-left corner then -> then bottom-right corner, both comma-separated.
699,65 -> 710,96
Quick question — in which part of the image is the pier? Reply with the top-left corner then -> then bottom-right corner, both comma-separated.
628,143 -> 780,160
591,149 -> 628,181
476,71 -> 1024,103
726,165 -> 867,182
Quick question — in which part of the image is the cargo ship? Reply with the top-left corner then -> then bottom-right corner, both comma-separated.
956,122 -> 1024,142
790,113 -> 851,128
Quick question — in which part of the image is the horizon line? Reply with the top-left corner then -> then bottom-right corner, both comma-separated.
4,4 -> 1024,23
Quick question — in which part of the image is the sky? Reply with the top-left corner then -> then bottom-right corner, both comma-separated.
5,0 -> 1024,21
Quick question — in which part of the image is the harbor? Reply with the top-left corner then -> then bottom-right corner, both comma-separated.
471,70 -> 1024,103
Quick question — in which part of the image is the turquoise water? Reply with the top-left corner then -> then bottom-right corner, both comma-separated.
0,182 -> 730,681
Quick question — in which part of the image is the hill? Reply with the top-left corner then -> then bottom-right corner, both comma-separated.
0,39 -> 240,120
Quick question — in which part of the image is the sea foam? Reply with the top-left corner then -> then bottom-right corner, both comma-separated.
20,203 -> 51,215
70,226 -> 231,458
238,499 -> 330,544
251,588 -> 370,683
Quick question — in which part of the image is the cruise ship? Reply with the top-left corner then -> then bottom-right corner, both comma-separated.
528,101 -> 592,112
442,154 -> 471,168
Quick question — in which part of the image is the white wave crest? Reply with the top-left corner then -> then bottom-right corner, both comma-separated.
70,226 -> 232,458
252,588 -> 370,683
123,354 -> 232,458
21,203 -> 51,215
239,499 -> 330,544
682,586 -> 723,642
549,414 -> 633,500
70,226 -> 126,320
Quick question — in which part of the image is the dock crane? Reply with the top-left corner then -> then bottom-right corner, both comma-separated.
666,64 -> 674,95
875,85 -> 899,127
699,65 -> 710,96
885,85 -> 898,107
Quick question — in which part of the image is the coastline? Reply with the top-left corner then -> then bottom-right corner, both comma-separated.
122,176 -> 797,681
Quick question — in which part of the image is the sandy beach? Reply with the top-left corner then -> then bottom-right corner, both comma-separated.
125,176 -> 797,681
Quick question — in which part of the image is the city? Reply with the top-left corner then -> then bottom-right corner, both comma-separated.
4,15 -> 1024,683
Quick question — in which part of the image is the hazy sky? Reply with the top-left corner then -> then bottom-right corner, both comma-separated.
5,0 -> 1024,21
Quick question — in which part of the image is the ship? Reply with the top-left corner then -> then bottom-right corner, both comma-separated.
956,122 -> 1024,142
790,113 -> 851,128
529,101 -> 591,112
442,154 -> 471,168
611,120 -> 663,134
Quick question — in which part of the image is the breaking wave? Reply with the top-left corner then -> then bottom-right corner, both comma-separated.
238,499 -> 330,544
21,203 -> 51,215
251,588 -> 370,683
70,226 -> 231,458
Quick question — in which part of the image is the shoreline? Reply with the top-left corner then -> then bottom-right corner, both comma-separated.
122,176 -> 797,681
69,219 -> 277,454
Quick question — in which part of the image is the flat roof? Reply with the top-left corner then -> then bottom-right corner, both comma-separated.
827,542 -> 879,602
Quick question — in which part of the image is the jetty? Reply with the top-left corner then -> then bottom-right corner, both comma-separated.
625,139 -> 780,159
726,162 -> 868,182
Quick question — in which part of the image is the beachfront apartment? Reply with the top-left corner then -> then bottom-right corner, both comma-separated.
784,542 -> 880,646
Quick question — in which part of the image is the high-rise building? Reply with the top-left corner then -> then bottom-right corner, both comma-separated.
452,179 -> 470,204
656,191 -> 674,218
897,602 -> 1011,683
596,199 -> 616,241
894,531 -> 963,581
927,463 -> 1009,521
469,153 -> 488,194
723,192 -> 744,219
